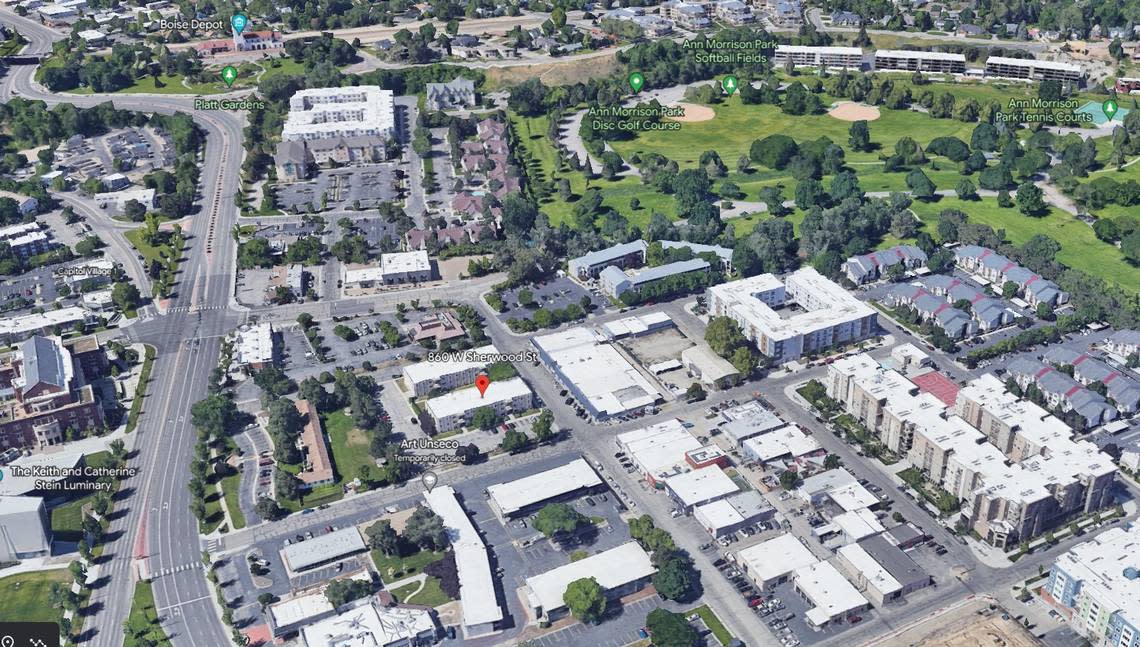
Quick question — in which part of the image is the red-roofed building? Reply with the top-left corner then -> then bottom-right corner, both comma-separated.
911,371 -> 960,407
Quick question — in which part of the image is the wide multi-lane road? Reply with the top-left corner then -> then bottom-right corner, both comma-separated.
1,8 -> 246,646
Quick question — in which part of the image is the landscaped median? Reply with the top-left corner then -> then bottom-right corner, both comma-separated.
125,345 -> 156,433
685,604 -> 734,646
123,579 -> 172,647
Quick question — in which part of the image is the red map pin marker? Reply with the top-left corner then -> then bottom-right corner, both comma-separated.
475,374 -> 490,398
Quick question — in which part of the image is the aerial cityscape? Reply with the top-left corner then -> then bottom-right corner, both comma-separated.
1,1 -> 1140,646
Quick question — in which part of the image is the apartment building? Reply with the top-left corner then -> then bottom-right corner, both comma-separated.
772,45 -> 865,69
954,245 -> 1068,306
1045,525 -> 1140,647
873,49 -> 967,73
985,56 -> 1083,82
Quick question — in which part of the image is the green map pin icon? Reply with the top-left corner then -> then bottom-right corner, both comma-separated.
221,66 -> 238,87
629,72 -> 645,93
722,75 -> 739,96
1104,99 -> 1119,121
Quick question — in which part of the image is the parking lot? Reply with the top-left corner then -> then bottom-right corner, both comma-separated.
495,276 -> 609,324
276,164 -> 402,212
524,594 -> 665,647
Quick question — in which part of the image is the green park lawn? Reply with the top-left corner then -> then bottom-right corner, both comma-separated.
389,576 -> 452,607
323,408 -> 369,485
0,569 -> 72,625
114,73 -> 230,95
50,451 -> 114,541
123,580 -> 172,647
371,548 -> 446,580
221,471 -> 246,530
905,196 -> 1140,291
124,228 -> 167,265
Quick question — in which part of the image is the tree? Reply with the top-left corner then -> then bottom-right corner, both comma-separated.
955,178 -> 978,200
257,593 -> 277,610
532,410 -> 555,443
533,503 -> 587,537
467,405 -> 496,430
905,169 -> 936,200
824,454 -> 841,469
403,507 -> 450,551
779,469 -> 801,490
564,577 -> 607,624
749,134 -> 799,169
645,608 -> 699,647
500,429 -> 529,453
324,578 -> 373,608
652,553 -> 695,601
112,281 -> 142,311
365,520 -> 400,556
848,120 -> 871,152
1123,230 -> 1140,264
685,383 -> 707,402
1016,182 -> 1046,216
255,497 -> 284,521
274,470 -> 299,501
705,316 -> 746,357
456,443 -> 483,464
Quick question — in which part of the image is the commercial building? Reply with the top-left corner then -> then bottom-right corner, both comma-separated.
424,376 -> 533,433
567,241 -> 648,281
794,560 -> 870,628
424,486 -> 502,634
836,535 -> 930,606
267,570 -> 376,636
707,268 -> 877,363
0,307 -> 95,344
521,542 -> 655,623
233,323 -> 278,370
94,187 -> 157,214
281,527 -> 367,573
283,86 -> 396,145
693,490 -> 774,538
828,508 -> 884,543
299,597 -> 438,647
402,344 -> 498,397
0,335 -> 104,451
663,467 -> 739,511
598,258 -> 709,299
680,344 -> 741,389
532,327 -> 661,419
736,533 -> 819,591
0,496 -> 51,561
873,49 -> 967,73
295,399 -> 334,490
844,245 -> 928,284
985,56 -> 1082,82
718,401 -> 787,446
425,77 -> 476,111
1044,524 -> 1140,647
410,311 -> 466,343
797,468 -> 879,512
342,251 -> 431,288
598,312 -> 673,340
742,424 -> 821,464
486,458 -> 602,519
616,419 -> 702,484
772,45 -> 865,69
954,244 -> 1068,306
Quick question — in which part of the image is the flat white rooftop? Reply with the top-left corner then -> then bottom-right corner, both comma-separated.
795,560 -> 868,625
235,323 -> 274,365
838,543 -> 902,597
832,508 -> 885,541
424,485 -> 503,628
381,250 -> 430,275
876,49 -> 966,62
987,55 -> 1082,74
300,598 -> 436,647
283,86 -> 396,141
617,419 -> 701,480
0,307 -> 89,338
534,327 -> 661,417
402,343 -> 498,385
282,527 -> 366,572
742,424 -> 821,461
425,376 -> 532,420
523,542 -> 654,615
737,533 -> 819,584
664,467 -> 739,508
486,458 -> 601,517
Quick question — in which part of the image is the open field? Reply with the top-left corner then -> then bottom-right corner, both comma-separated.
876,599 -> 1037,647
484,51 -> 620,90
0,569 -> 72,625
324,407 -> 368,486
906,196 -> 1140,290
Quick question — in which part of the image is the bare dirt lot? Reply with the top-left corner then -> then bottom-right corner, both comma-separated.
667,102 -> 716,122
878,600 -> 1038,647
828,101 -> 882,122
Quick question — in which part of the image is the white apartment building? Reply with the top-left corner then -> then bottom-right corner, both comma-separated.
425,376 -> 533,432
402,344 -> 499,397
707,268 -> 877,363
1046,524 -> 1140,647
984,56 -> 1082,82
772,45 -> 865,69
873,49 -> 967,73
283,86 -> 396,142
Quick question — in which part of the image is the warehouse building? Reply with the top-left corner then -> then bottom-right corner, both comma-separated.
772,45 -> 865,69
663,467 -> 739,511
718,401 -> 787,446
281,527 -> 367,574
599,312 -> 673,340
737,533 -> 819,591
522,542 -> 655,623
486,458 -> 602,520
0,496 -> 51,561
693,490 -> 774,538
836,534 -> 931,606
707,268 -> 877,363
985,56 -> 1082,82
424,376 -> 534,433
680,344 -> 742,389
873,49 -> 967,73
532,327 -> 661,419
742,424 -> 821,464
402,344 -> 499,397
424,485 -> 502,635
825,508 -> 884,543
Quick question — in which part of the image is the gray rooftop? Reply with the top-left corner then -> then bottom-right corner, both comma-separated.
858,534 -> 930,590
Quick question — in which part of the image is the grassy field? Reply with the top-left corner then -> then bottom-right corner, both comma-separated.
0,569 -> 72,625
905,196 -> 1140,290
256,57 -> 306,81
221,470 -> 247,530
323,408 -> 368,485
50,451 -> 114,542
124,228 -> 167,265
200,487 -> 225,534
371,548 -> 446,580
123,580 -> 172,647
511,113 -> 676,228
114,73 -> 229,95
390,576 -> 452,607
